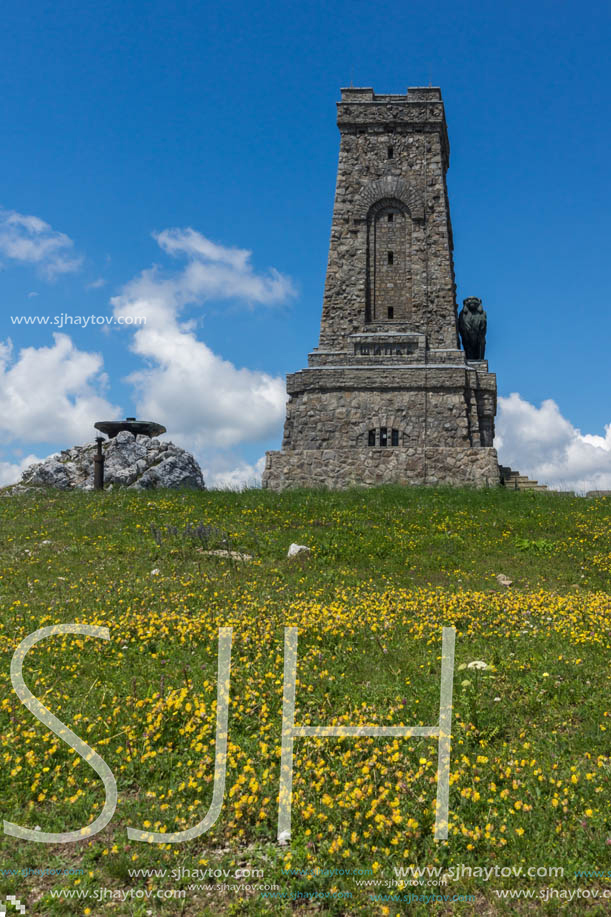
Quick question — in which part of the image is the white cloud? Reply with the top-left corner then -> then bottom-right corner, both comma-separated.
124,328 -> 286,450
111,229 -> 295,330
154,228 -> 295,305
111,228 -> 292,453
0,333 -> 120,444
496,393 -> 611,492
0,208 -> 82,279
0,453 -> 46,487
86,277 -> 106,290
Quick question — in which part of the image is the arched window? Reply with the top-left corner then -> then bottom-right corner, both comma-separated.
365,199 -> 412,323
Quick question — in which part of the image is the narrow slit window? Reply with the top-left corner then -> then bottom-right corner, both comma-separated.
380,427 -> 388,447
387,212 -> 394,222
388,145 -> 394,159
387,251 -> 393,265
391,429 -> 399,447
387,307 -> 394,319
368,429 -> 376,446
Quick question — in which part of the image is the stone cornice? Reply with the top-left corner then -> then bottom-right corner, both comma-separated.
336,88 -> 450,167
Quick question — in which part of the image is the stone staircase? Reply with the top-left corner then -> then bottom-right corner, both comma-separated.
499,466 -> 549,492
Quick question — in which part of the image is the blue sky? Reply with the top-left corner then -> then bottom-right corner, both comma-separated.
2,0 -> 611,490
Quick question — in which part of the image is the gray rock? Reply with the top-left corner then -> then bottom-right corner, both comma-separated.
203,550 -> 253,561
287,543 -> 311,557
16,432 -> 205,492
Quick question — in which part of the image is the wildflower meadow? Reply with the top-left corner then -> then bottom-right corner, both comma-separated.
0,485 -> 609,914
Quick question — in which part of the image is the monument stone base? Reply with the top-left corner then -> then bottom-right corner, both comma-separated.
264,446 -> 500,491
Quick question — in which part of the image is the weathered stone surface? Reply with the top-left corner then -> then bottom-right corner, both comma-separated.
319,87 -> 455,350
262,86 -> 499,491
264,447 -> 500,490
16,431 -> 205,491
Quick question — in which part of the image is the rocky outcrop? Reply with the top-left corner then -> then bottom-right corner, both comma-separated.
15,431 -> 205,491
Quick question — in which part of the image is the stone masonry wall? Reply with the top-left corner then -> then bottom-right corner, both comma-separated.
279,365 -> 496,452
264,447 -> 500,490
318,87 -> 458,351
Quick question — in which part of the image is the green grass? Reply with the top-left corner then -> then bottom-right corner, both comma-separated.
0,485 -> 609,915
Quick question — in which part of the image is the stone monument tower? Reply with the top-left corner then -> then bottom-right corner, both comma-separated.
262,87 -> 499,490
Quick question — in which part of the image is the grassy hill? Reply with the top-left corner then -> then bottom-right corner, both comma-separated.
0,485 -> 609,915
